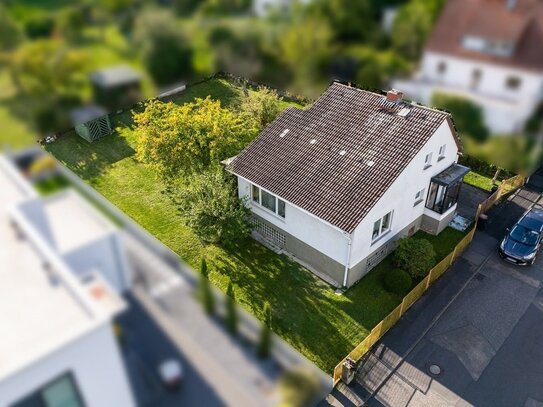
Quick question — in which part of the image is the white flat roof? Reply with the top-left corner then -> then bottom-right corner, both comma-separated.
41,190 -> 115,254
0,163 -> 108,381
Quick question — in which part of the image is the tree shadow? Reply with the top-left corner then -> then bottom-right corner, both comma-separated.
45,130 -> 136,180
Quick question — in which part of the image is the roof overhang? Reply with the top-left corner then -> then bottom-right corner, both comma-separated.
431,163 -> 470,186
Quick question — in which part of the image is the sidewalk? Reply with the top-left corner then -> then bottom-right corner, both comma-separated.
123,232 -> 331,407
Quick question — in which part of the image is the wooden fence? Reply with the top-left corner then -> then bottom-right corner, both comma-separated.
332,174 -> 526,385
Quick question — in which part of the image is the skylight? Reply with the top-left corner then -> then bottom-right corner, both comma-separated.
279,129 -> 290,138
397,107 -> 411,118
310,139 -> 316,144
339,150 -> 346,156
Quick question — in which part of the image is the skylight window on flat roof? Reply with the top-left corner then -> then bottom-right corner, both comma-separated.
279,129 -> 290,138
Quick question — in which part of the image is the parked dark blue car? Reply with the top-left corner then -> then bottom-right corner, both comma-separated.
499,207 -> 543,265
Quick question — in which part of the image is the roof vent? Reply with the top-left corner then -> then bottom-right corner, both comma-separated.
339,150 -> 346,156
386,89 -> 403,103
367,160 -> 375,167
279,129 -> 289,138
310,139 -> 316,144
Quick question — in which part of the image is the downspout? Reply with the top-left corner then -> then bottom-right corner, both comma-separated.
342,233 -> 353,288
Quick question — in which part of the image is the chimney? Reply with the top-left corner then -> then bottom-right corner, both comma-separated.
386,89 -> 403,103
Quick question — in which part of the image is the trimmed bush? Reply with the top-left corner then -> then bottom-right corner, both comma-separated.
394,237 -> 436,279
383,269 -> 413,296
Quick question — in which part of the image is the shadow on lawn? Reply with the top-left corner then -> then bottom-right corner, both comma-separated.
45,131 -> 135,180
213,237 -> 378,371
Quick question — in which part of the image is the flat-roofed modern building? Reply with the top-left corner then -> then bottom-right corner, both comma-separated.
0,155 -> 135,407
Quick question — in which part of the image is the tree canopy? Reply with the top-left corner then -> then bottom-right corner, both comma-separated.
239,86 -> 283,130
134,97 -> 257,178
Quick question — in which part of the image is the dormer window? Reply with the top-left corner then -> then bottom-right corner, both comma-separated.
461,35 -> 514,57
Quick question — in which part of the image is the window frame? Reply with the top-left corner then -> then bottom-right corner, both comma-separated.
371,211 -> 394,243
505,76 -> 521,91
438,144 -> 446,161
10,372 -> 85,407
250,184 -> 286,219
424,152 -> 433,169
414,188 -> 426,206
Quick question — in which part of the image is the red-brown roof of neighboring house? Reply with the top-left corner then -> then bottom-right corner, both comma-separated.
426,0 -> 543,71
230,83 -> 456,233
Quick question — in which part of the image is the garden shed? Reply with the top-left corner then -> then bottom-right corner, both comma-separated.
90,65 -> 142,110
70,105 -> 112,143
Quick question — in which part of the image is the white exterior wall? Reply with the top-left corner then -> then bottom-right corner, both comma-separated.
238,177 -> 349,265
394,51 -> 543,134
63,234 -> 131,293
349,120 -> 458,268
0,324 -> 135,407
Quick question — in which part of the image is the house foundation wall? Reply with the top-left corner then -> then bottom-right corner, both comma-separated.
346,216 -> 423,287
420,209 -> 455,235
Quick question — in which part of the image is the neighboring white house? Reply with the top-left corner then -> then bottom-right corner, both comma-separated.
393,0 -> 543,135
229,83 -> 468,288
0,154 -> 135,407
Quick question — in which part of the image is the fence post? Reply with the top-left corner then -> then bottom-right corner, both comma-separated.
424,272 -> 432,289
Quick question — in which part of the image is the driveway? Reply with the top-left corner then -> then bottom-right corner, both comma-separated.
324,181 -> 543,407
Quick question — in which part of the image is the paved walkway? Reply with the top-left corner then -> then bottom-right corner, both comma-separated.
323,181 -> 543,407
122,232 -> 331,407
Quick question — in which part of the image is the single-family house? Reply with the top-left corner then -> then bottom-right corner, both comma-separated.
393,0 -> 543,135
229,83 -> 469,288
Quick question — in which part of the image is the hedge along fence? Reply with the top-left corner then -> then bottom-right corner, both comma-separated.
332,173 -> 526,386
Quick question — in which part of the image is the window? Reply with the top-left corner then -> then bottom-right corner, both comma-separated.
438,144 -> 446,160
372,211 -> 393,241
252,184 -> 260,203
506,76 -> 521,90
424,152 -> 433,169
437,61 -> 447,75
11,373 -> 84,407
261,190 -> 276,213
470,69 -> 482,89
415,188 -> 425,205
250,184 -> 285,218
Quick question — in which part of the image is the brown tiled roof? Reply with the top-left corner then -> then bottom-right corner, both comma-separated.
230,83 -> 454,233
426,0 -> 543,71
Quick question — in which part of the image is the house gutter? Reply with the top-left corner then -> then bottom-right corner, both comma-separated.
342,233 -> 353,288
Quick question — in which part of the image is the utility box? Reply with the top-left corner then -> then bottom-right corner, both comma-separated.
341,358 -> 357,385
71,105 -> 112,143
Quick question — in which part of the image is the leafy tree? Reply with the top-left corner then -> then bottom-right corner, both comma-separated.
239,87 -> 283,130
10,40 -> 87,96
278,17 -> 333,95
202,0 -> 252,15
57,6 -> 86,42
134,97 -> 256,178
394,237 -> 436,279
344,46 -> 410,90
198,258 -> 215,315
25,15 -> 56,39
0,6 -> 24,51
172,167 -> 251,243
133,9 -> 193,85
256,302 -> 272,359
309,0 -> 375,42
432,93 -> 489,142
225,280 -> 238,335
173,0 -> 202,15
391,0 -> 433,60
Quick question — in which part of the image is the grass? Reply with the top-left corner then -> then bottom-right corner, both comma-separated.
463,171 -> 498,192
45,78 -> 467,373
413,227 -> 469,263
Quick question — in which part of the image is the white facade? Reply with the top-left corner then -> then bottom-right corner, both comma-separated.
237,119 -> 459,286
0,325 -> 134,407
394,51 -> 543,134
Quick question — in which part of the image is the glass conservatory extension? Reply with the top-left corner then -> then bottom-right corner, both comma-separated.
426,164 -> 470,214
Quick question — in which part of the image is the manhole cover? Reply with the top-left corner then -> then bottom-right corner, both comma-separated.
428,364 -> 442,376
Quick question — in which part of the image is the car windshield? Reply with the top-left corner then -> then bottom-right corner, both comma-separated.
510,225 -> 540,246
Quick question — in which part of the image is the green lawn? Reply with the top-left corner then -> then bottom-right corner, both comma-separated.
45,78 -> 466,372
413,227 -> 468,262
463,171 -> 498,192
